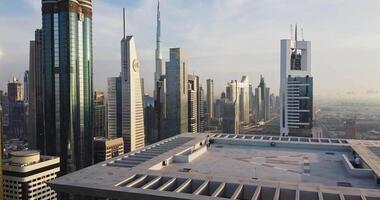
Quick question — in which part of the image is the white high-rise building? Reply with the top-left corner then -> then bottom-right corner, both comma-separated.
280,24 -> 313,137
3,151 -> 60,200
121,9 -> 145,152
255,75 -> 270,122
238,76 -> 249,124
206,79 -> 214,120
188,75 -> 198,133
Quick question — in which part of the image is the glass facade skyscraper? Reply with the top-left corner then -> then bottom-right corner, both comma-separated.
42,0 -> 93,174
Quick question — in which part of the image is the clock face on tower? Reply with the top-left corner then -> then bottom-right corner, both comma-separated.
133,59 -> 140,72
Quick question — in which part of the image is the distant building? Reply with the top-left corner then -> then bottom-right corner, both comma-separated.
155,75 -> 167,141
345,118 -> 357,139
280,25 -> 313,137
94,91 -> 106,137
188,75 -> 199,133
107,77 -> 122,139
23,70 -> 29,104
255,75 -> 270,122
120,9 -> 145,152
144,95 -> 157,144
249,84 -> 254,114
28,29 -> 44,151
0,105 -> 3,197
93,137 -> 124,164
1,92 -> 9,134
238,76 -> 249,124
3,151 -> 59,199
8,77 -> 23,102
206,79 -> 214,121
166,48 -> 188,137
7,77 -> 25,138
197,85 -> 206,132
222,100 -> 240,134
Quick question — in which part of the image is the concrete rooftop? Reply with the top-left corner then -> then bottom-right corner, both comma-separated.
49,133 -> 380,200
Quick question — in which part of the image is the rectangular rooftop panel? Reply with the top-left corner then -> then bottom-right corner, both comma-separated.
366,197 -> 380,200
322,193 -> 341,200
176,179 -> 204,194
279,188 -> 296,200
300,191 -> 319,200
258,187 -> 276,200
160,177 -> 187,192
107,137 -> 193,168
235,184 -> 256,200
215,182 -> 239,198
198,181 -> 223,197
116,174 -> 142,187
344,195 -> 363,200
142,176 -> 172,190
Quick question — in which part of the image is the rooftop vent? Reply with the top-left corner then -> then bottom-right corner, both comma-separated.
180,168 -> 192,173
337,181 -> 352,187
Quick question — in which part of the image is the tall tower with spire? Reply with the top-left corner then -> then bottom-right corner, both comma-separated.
154,0 -> 163,98
120,8 -> 145,152
153,0 -> 167,141
280,24 -> 313,137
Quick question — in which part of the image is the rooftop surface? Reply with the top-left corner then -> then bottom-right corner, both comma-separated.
49,133 -> 380,200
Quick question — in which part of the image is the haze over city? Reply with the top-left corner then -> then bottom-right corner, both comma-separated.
1,0 -> 380,98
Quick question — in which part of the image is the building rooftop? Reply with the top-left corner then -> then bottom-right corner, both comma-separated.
49,133 -> 380,200
4,150 -> 59,171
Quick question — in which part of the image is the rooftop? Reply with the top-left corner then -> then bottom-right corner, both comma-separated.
49,133 -> 380,200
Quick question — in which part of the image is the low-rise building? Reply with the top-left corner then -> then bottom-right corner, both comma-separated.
93,137 -> 124,163
50,133 -> 380,199
3,150 -> 59,200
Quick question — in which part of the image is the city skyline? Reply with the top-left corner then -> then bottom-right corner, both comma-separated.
1,1 -> 380,98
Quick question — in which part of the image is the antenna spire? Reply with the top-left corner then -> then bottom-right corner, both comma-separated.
123,8 -> 126,39
156,0 -> 162,59
301,28 -> 304,41
290,24 -> 293,40
295,23 -> 298,41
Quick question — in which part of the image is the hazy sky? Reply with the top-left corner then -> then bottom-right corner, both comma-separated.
0,0 -> 379,98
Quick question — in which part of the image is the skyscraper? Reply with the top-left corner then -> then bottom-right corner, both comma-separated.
94,91 -> 106,137
188,75 -> 199,133
28,29 -> 44,151
166,48 -> 188,137
222,100 -> 240,134
120,8 -> 145,152
7,77 -> 25,138
249,84 -> 254,114
42,0 -> 94,173
24,70 -> 29,104
197,85 -> 206,132
154,0 -> 163,99
206,79 -> 214,121
280,24 -> 313,137
238,76 -> 249,124
154,0 -> 167,141
107,77 -> 122,139
144,95 -> 157,144
226,80 -> 239,103
8,77 -> 23,102
255,75 -> 270,122
0,105 -> 3,198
